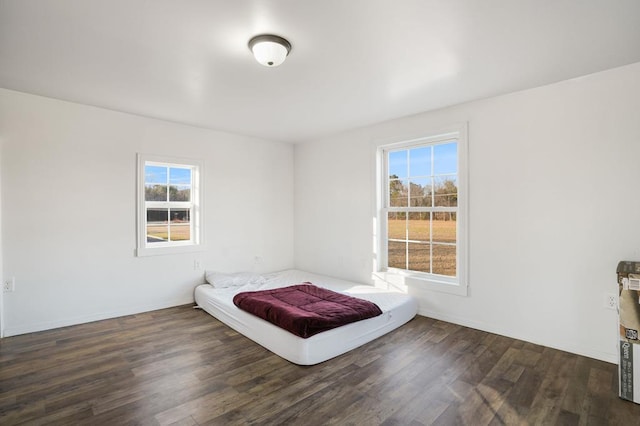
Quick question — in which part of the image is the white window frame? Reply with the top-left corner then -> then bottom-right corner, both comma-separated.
136,153 -> 204,257
375,124 -> 468,296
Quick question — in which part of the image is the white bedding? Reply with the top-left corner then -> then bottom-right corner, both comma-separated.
194,269 -> 419,365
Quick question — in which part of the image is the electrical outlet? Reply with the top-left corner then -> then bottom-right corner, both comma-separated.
605,293 -> 617,310
3,277 -> 15,293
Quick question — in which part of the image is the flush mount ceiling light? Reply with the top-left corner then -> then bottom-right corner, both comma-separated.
248,34 -> 292,67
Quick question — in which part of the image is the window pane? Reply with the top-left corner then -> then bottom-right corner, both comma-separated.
387,212 -> 406,240
169,224 -> 190,241
146,208 -> 168,243
145,184 -> 167,201
432,244 -> 456,277
409,146 -> 431,177
145,165 -> 167,184
169,185 -> 190,202
169,168 -> 191,202
409,177 -> 430,207
432,212 -> 456,243
408,242 -> 430,273
389,179 -> 408,207
407,213 -> 429,242
169,208 -> 190,223
169,208 -> 191,241
424,178 -> 434,207
434,142 -> 457,175
169,167 -> 191,185
434,176 -> 457,207
388,150 -> 408,179
388,241 -> 406,269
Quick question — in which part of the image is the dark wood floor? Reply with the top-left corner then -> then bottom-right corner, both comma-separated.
1,306 -> 639,426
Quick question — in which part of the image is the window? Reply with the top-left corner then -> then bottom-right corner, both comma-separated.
136,154 -> 203,256
377,125 -> 467,293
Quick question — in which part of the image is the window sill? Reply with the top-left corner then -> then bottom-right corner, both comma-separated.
136,244 -> 205,257
372,269 -> 468,296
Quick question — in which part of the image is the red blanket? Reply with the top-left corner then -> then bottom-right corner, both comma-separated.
232,283 -> 383,338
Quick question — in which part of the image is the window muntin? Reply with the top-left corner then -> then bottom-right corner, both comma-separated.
384,140 -> 459,279
137,154 -> 202,256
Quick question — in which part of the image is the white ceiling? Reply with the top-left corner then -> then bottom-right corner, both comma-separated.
1,1 -> 639,143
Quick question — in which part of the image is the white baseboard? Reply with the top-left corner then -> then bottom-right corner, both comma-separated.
417,307 -> 618,365
2,296 -> 194,337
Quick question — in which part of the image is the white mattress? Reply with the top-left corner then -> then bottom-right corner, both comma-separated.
194,269 -> 418,365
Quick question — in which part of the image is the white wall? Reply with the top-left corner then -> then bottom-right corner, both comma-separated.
3,63 -> 639,363
294,62 -> 640,363
0,89 -> 294,336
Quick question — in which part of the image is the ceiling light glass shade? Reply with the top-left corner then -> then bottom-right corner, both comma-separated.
248,35 -> 291,67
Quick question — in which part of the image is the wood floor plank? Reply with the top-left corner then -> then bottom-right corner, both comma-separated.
526,350 -> 577,424
3,305 -> 640,425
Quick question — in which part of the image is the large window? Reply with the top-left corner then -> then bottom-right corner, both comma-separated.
378,126 -> 467,292
136,154 -> 203,256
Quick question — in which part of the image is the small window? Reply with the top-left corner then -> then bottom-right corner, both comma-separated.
136,154 -> 203,256
377,125 -> 468,293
